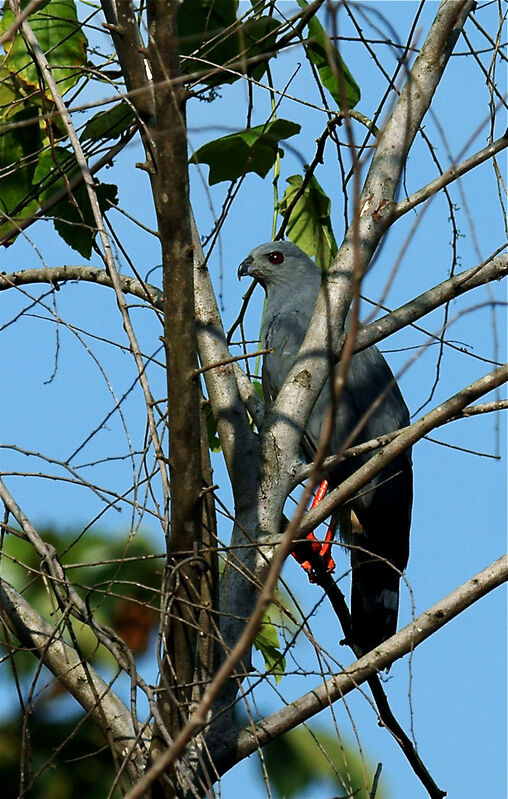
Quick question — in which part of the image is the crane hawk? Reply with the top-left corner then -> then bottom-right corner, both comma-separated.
238,241 -> 413,653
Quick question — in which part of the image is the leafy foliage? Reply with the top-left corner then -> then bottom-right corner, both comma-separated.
253,610 -> 286,683
204,400 -> 222,452
0,0 -> 118,254
0,715 -> 122,799
79,103 -> 135,142
0,0 -> 87,99
0,108 -> 41,223
34,147 -> 118,258
1,528 -> 162,671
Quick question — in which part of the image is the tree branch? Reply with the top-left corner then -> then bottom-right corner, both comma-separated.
1,246 -> 503,336
0,133 -> 136,247
394,133 -> 508,219
356,250 -> 507,353
0,579 -> 146,781
0,476 -> 168,764
101,0 -> 155,127
309,572 -> 444,798
192,222 -> 264,707
299,363 -> 508,536
143,2 -> 205,772
294,397 -> 508,485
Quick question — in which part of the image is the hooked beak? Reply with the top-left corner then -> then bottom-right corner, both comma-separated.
237,256 -> 253,280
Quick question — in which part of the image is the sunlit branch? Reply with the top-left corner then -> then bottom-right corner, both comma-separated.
294,397 -> 508,485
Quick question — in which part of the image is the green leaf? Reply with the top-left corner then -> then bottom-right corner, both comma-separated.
253,380 -> 264,400
253,612 -> 286,683
204,401 -> 221,452
297,0 -> 360,109
79,103 -> 135,142
0,108 -> 41,232
178,1 -> 279,86
238,15 -> 281,82
191,118 -> 300,185
278,174 -> 338,269
178,0 -> 238,83
34,147 -> 118,258
0,1 -> 88,98
263,725 -> 386,799
54,182 -> 117,258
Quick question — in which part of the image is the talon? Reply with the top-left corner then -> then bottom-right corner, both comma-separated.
291,479 -> 336,580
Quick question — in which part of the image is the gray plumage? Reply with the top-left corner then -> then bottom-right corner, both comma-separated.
238,241 -> 412,653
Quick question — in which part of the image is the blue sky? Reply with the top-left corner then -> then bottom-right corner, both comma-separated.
0,2 -> 506,797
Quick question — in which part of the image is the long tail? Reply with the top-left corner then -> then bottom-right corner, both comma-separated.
350,547 -> 401,654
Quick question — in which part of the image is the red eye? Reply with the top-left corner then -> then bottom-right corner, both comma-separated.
268,251 -> 284,265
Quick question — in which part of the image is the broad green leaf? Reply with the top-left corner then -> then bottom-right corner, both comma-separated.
192,118 -> 300,185
278,174 -> 338,269
253,611 -> 286,683
0,108 -> 41,231
297,0 -> 360,109
0,66 -> 25,120
52,181 -> 117,258
0,0 -> 88,98
263,725 -> 386,799
178,1 -> 279,86
34,147 -> 118,258
80,103 -> 135,142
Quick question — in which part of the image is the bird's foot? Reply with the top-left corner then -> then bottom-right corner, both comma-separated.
291,479 -> 336,581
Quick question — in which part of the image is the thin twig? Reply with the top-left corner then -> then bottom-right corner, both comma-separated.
193,349 -> 273,376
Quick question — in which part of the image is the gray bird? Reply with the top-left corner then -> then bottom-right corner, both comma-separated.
238,241 -> 413,653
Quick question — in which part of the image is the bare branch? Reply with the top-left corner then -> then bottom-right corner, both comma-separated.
193,348 -> 273,377
0,477 -> 167,747
356,250 -> 507,353
394,133 -> 508,219
1,248 -> 503,338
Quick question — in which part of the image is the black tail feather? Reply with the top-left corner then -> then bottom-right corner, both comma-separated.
350,551 -> 401,654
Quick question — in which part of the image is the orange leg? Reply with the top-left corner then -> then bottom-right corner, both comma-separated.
291,479 -> 336,580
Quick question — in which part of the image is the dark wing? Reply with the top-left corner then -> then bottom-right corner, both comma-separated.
305,345 -> 413,653
262,300 -> 413,653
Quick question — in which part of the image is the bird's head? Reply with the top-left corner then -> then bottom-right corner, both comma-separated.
238,241 -> 320,290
